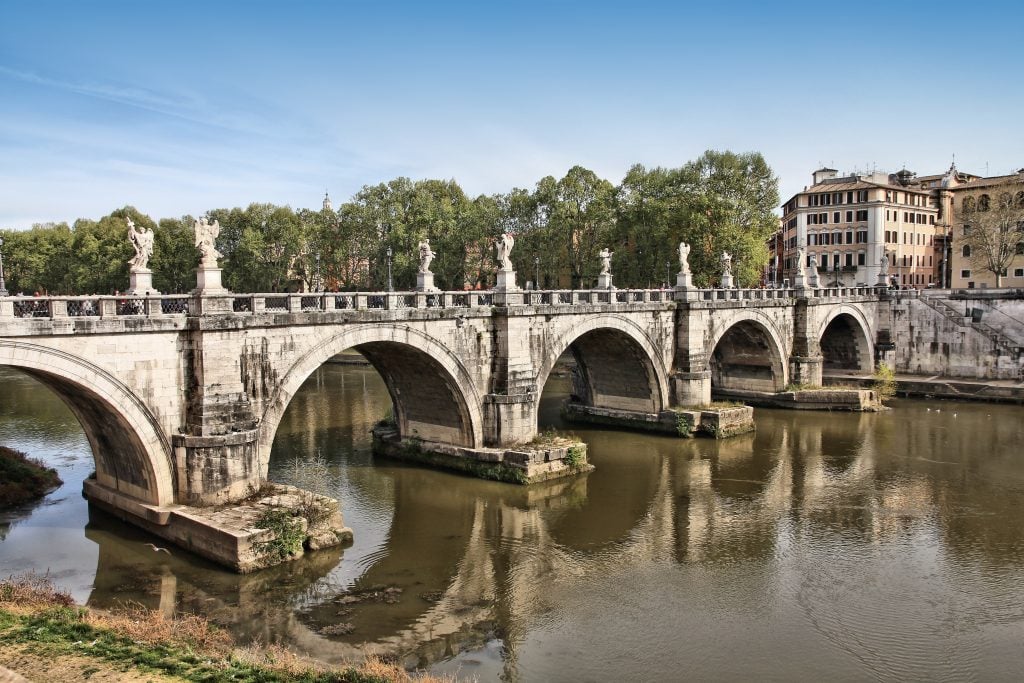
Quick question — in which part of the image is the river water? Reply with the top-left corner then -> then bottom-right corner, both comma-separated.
1,363 -> 1023,681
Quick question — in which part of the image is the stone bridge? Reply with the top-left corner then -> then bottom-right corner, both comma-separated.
0,285 -> 887,563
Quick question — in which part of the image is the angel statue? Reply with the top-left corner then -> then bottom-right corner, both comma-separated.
678,241 -> 691,275
194,216 -> 222,267
720,251 -> 732,277
418,239 -> 435,274
599,248 -> 614,275
127,217 -> 154,270
496,232 -> 515,271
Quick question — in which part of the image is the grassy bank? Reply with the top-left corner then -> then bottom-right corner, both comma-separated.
0,446 -> 62,509
0,574 -> 458,682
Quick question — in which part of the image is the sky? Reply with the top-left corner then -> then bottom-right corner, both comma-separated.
1,0 -> 1022,229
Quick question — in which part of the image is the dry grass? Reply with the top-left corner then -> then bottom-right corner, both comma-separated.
0,572 -> 75,610
0,573 -> 464,682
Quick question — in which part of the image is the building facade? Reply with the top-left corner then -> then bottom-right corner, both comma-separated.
774,168 -> 950,289
945,171 -> 1024,289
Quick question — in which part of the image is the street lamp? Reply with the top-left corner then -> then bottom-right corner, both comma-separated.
386,246 -> 393,292
534,255 -> 540,291
315,252 -> 321,292
833,260 -> 841,287
0,236 -> 8,296
665,261 -> 670,289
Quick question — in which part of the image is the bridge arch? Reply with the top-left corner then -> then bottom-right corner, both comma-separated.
258,324 -> 485,474
817,305 -> 875,372
707,312 -> 788,393
536,314 -> 670,415
0,341 -> 175,505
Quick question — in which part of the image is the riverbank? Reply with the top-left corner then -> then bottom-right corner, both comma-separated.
0,574 -> 456,683
824,372 -> 1024,404
0,446 -> 62,510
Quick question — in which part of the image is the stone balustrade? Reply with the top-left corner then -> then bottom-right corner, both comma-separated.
0,284 -> 889,321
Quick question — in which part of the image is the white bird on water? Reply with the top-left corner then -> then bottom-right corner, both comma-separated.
144,543 -> 171,555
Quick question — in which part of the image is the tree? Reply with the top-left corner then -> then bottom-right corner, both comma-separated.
674,151 -> 779,287
214,204 -> 307,292
539,167 -> 616,289
958,185 -> 1024,287
153,216 -> 199,293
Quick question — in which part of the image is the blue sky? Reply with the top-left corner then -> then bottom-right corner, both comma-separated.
2,0 -> 1022,229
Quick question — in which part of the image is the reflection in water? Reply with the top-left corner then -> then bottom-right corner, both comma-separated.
1,364 -> 1024,680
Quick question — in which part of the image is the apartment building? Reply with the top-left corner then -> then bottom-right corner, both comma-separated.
945,171 -> 1024,289
773,167 -> 949,289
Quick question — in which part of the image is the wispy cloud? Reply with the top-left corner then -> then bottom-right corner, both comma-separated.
0,65 -> 273,135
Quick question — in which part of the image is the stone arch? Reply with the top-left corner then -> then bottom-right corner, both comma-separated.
536,314 -> 670,414
816,305 -> 875,372
0,340 -> 175,505
707,312 -> 789,393
257,324 -> 485,474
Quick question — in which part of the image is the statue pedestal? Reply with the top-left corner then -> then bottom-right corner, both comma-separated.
720,274 -> 734,289
597,273 -> 614,290
416,271 -> 439,292
793,272 -> 807,289
877,271 -> 889,287
495,269 -> 518,292
675,271 -> 693,289
194,266 -> 228,294
127,268 -> 159,296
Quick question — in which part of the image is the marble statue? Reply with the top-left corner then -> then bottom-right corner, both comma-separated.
496,233 -> 515,271
127,217 -> 154,270
599,248 -> 613,275
418,239 -> 435,274
720,251 -> 732,277
880,252 -> 890,275
194,216 -> 222,267
808,252 -> 818,272
678,241 -> 691,275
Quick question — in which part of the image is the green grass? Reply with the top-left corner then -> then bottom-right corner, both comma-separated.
0,606 -> 388,682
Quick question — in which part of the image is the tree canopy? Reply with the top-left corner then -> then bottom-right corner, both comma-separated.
0,150 -> 780,294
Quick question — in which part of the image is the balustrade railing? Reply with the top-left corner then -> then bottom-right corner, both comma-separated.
0,285 -> 886,322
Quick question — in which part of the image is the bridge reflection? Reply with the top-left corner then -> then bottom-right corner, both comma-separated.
76,387 -> 1022,669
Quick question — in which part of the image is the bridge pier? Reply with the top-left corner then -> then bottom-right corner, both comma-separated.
670,370 -> 712,407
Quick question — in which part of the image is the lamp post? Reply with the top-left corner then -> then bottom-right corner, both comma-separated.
833,260 -> 841,287
315,252 -> 321,292
534,255 -> 540,291
386,246 -> 393,292
0,237 -> 8,296
665,261 -> 670,289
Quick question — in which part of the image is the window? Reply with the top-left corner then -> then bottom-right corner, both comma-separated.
857,230 -> 868,243
846,230 -> 853,244
1016,191 -> 1024,208
856,209 -> 868,221
1016,242 -> 1024,255
834,212 -> 841,224
858,252 -> 866,265
979,194 -> 991,211
820,254 -> 828,268
1015,268 -> 1024,277
963,224 -> 972,236
963,196 -> 976,212
961,269 -> 971,278
845,253 -> 853,267
848,211 -> 854,222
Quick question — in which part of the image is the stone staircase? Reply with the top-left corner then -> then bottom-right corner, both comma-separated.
918,294 -> 1023,357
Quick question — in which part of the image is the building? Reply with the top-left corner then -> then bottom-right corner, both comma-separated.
774,167 -> 966,289
945,170 -> 1024,289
